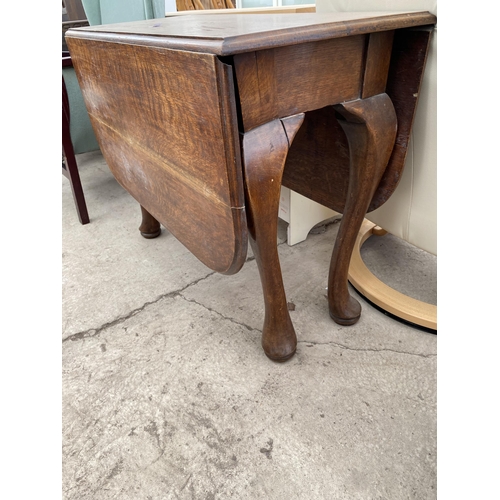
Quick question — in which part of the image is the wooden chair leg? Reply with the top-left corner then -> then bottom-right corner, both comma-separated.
348,219 -> 437,330
62,149 -> 90,225
62,75 -> 89,225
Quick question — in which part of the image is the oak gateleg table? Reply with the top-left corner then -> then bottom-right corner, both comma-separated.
66,11 -> 436,361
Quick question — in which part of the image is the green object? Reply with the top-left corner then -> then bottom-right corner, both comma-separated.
81,0 -> 165,25
64,0 -> 165,155
63,66 -> 100,155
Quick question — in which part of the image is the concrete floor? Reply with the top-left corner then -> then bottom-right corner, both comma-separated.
62,150 -> 437,500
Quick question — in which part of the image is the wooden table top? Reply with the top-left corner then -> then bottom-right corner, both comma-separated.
70,11 -> 436,55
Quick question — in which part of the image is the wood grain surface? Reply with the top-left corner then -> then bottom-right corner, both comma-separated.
281,28 -> 433,214
234,35 -> 364,131
67,11 -> 436,55
242,115 -> 304,361
368,27 -> 433,211
328,94 -> 397,325
66,36 -> 247,274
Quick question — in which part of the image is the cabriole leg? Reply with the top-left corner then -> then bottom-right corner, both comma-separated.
328,94 -> 397,325
242,115 -> 304,361
139,205 -> 161,239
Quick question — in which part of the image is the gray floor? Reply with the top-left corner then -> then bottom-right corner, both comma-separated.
63,150 -> 437,500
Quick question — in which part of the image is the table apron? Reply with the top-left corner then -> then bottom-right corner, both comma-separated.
233,32 -> 395,132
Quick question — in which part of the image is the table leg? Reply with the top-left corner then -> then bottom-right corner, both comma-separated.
242,114 -> 304,361
139,205 -> 161,239
328,93 -> 397,325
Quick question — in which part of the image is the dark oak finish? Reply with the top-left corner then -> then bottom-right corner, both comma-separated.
328,94 -> 397,324
362,31 -> 394,99
71,12 -> 435,55
234,36 -> 364,131
68,37 -> 247,274
66,11 -> 436,360
139,206 -> 161,239
281,27 -> 432,213
369,27 -> 433,210
62,52 -> 90,225
242,115 -> 304,361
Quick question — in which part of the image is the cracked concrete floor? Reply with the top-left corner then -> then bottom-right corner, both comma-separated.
63,150 -> 437,500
